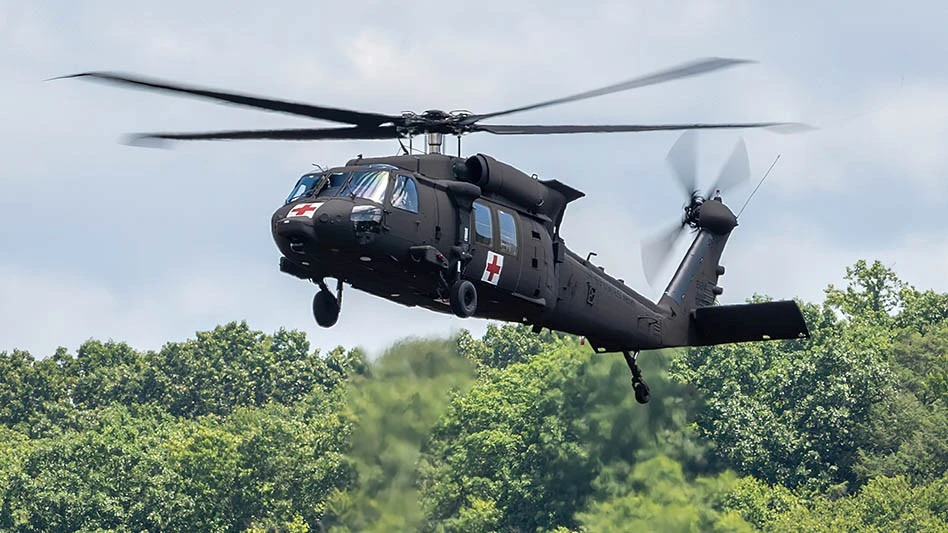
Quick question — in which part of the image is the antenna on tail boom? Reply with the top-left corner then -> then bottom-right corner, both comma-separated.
737,154 -> 781,219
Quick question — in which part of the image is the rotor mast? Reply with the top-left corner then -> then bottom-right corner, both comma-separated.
426,132 -> 443,154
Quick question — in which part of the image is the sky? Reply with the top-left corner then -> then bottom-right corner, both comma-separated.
3,1 -> 948,358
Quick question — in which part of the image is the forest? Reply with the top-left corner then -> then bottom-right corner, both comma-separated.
0,259 -> 946,532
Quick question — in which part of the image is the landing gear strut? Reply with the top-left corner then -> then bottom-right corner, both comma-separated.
623,351 -> 650,404
313,278 -> 343,328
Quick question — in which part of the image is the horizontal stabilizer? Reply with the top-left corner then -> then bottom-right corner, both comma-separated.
690,300 -> 809,346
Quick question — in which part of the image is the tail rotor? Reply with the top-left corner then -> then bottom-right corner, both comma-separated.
641,133 -> 750,286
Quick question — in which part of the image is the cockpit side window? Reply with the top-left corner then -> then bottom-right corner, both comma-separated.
391,174 -> 419,213
341,170 -> 390,204
473,201 -> 493,246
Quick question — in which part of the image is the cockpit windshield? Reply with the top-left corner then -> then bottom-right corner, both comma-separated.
316,172 -> 349,198
340,170 -> 389,203
285,173 -> 323,204
286,168 -> 392,205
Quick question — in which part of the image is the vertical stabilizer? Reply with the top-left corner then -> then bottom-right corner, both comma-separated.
659,230 -> 730,315
658,197 -> 736,316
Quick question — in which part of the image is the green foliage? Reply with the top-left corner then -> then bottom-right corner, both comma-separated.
672,310 -> 889,490
890,322 -> 948,406
0,349 -> 74,437
720,476 -> 805,530
577,456 -> 753,532
145,322 -> 363,417
70,340 -> 147,410
419,336 -> 710,532
1,259 -> 946,530
897,287 -> 948,333
764,474 -> 948,532
457,323 -> 567,370
825,259 -> 907,326
0,401 -> 354,531
419,344 -> 599,531
855,322 -> 948,484
325,337 -> 475,532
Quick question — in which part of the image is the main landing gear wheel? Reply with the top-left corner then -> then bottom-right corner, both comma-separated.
623,351 -> 651,404
449,279 -> 477,318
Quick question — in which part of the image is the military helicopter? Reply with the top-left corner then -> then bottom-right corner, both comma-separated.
60,57 -> 810,404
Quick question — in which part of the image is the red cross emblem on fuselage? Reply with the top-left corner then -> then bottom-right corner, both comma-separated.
481,251 -> 504,286
287,202 -> 322,218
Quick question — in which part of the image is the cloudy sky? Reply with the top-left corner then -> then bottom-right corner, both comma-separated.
3,1 -> 947,358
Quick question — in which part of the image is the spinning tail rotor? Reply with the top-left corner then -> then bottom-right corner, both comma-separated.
641,132 -> 750,285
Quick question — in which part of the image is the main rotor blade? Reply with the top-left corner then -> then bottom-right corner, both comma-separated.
56,72 -> 399,126
126,126 -> 400,144
642,222 -> 686,286
666,131 -> 698,197
473,122 -> 805,135
706,137 -> 750,198
463,57 -> 753,124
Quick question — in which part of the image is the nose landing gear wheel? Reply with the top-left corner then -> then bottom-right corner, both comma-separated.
449,279 -> 477,318
313,289 -> 340,328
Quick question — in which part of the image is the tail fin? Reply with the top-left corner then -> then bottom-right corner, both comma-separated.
656,198 -> 810,347
658,202 -> 733,316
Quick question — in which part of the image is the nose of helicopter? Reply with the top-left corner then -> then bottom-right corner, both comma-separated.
271,198 -> 363,256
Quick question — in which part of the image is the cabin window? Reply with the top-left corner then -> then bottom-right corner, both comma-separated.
497,209 -> 518,255
341,169 -> 390,204
391,174 -> 419,213
473,201 -> 493,246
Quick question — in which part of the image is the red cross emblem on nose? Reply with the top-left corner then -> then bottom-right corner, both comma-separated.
481,251 -> 504,285
287,202 -> 322,218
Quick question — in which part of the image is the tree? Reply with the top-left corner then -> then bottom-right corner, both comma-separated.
419,337 -> 709,531
673,295 -> 889,491
142,322 -> 363,418
765,474 -> 948,532
70,340 -> 146,410
577,456 -> 754,533
324,338 -> 475,532
419,345 -> 599,531
825,259 -> 906,326
856,322 -> 948,484
0,405 -> 188,532
0,349 -> 74,437
456,323 -> 566,370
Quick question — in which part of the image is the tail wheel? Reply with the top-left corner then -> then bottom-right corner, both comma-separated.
449,280 -> 477,318
633,380 -> 651,404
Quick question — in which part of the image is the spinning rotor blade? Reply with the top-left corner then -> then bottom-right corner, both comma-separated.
127,126 -> 400,143
666,130 -> 698,197
706,137 -> 750,198
56,72 -> 398,126
463,57 -> 752,124
472,122 -> 802,135
641,221 -> 686,286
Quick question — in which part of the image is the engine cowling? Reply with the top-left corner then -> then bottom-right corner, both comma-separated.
456,153 -> 547,211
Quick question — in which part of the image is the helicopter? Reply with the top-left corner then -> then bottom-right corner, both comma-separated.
60,57 -> 810,404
